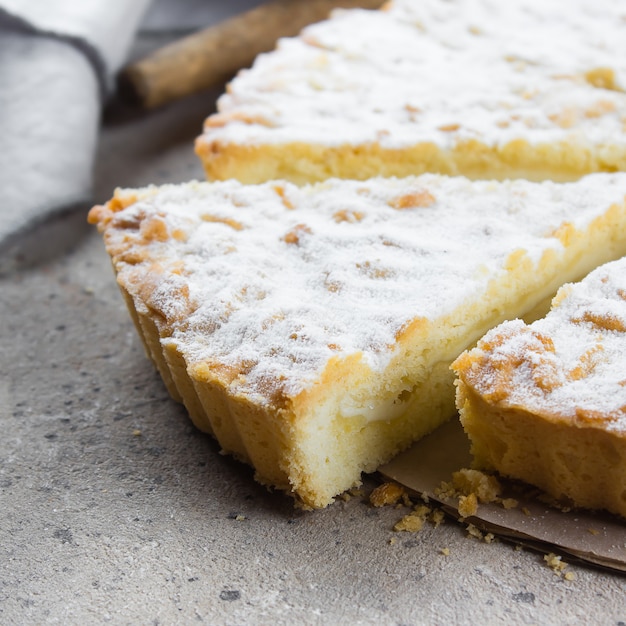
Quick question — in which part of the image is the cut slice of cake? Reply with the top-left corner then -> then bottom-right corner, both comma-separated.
89,173 -> 626,508
197,0 -> 626,185
453,256 -> 626,519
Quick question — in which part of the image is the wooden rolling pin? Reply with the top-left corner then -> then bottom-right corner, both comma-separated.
119,0 -> 385,109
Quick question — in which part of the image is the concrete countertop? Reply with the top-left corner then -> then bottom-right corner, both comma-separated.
2,28 -> 626,626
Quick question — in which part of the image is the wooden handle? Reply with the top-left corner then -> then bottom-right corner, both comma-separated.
118,0 -> 384,109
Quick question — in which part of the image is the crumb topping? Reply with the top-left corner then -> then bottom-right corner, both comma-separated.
93,174 -> 626,404
455,256 -> 626,432
202,0 -> 626,150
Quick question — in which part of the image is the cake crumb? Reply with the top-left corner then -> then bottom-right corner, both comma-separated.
434,480 -> 457,499
394,513 -> 424,532
413,503 -> 432,517
564,571 -> 577,581
437,468 -> 508,520
521,507 -> 531,516
587,528 -> 600,536
132,429 -> 142,437
458,493 -> 478,518
430,509 -> 445,527
452,468 -> 502,503
440,547 -> 450,556
483,532 -> 496,544
402,492 -> 414,507
370,482 -> 406,507
235,515 -> 246,521
544,552 -> 568,576
388,537 -> 397,546
392,500 -> 446,532
466,523 -> 484,540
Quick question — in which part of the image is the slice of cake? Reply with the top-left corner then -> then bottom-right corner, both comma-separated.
196,0 -> 626,185
453,256 -> 626,519
89,173 -> 626,508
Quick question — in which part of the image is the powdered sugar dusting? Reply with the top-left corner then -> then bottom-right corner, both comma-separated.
103,174 -> 626,403
468,257 -> 626,432
203,0 -> 626,149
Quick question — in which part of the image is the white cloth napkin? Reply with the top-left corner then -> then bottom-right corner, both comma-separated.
0,0 -> 151,259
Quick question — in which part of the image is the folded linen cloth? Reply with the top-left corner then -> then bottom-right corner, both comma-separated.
0,0 -> 268,270
0,0 -> 151,263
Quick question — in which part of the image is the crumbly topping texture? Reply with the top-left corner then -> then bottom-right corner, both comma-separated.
202,0 -> 626,149
96,174 -> 626,404
458,256 -> 626,432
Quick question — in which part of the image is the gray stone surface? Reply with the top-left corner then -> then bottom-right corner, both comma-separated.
2,64 -> 626,626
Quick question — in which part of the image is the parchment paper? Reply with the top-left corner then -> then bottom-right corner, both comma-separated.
379,419 -> 626,573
